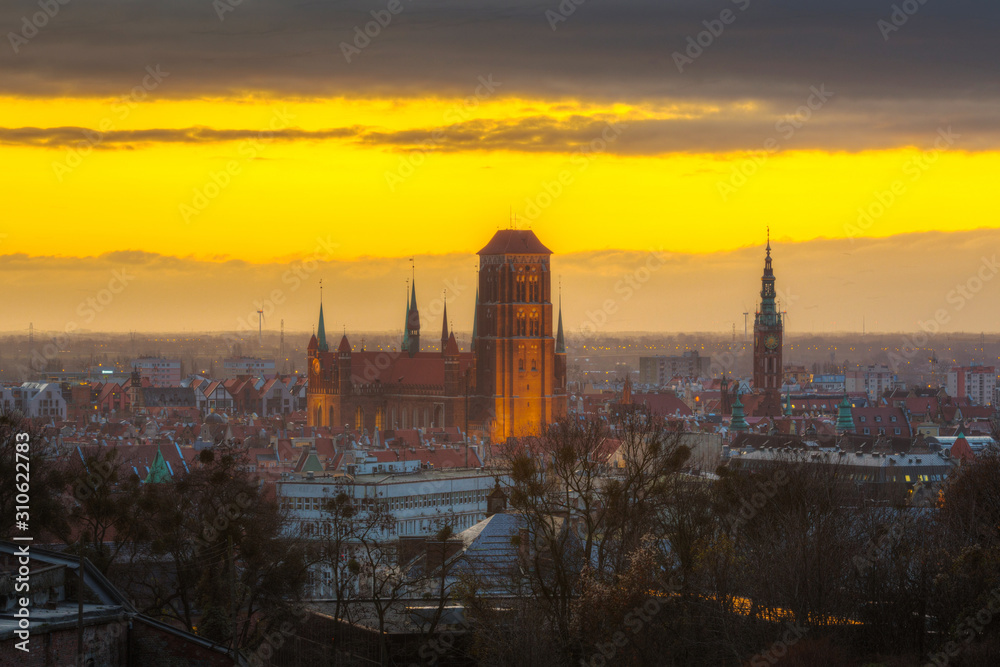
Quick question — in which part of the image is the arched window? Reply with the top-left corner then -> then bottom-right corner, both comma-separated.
355,406 -> 364,431
518,359 -> 525,371
531,359 -> 537,371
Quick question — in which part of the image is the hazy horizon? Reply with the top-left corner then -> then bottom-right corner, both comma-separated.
4,228 -> 999,335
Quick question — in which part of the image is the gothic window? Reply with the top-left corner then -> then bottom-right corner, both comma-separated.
375,407 -> 384,430
531,359 -> 537,371
414,408 -> 420,427
355,406 -> 364,431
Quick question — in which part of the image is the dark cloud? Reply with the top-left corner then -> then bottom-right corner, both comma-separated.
1,1 -> 996,150
0,125 -> 361,149
3,101 -> 996,154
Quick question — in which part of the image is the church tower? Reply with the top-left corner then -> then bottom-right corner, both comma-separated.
475,229 -> 567,440
307,292 -> 340,428
753,231 -> 784,416
403,279 -> 421,357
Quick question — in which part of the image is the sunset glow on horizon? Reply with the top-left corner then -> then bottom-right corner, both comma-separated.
3,0 -> 998,333
2,94 -> 995,263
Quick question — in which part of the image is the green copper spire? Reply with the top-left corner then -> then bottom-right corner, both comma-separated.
783,388 -> 793,416
317,302 -> 329,352
836,395 -> 854,433
757,228 -> 779,327
730,391 -> 749,432
144,446 -> 171,484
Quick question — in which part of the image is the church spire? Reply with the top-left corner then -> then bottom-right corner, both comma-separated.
406,275 -> 421,356
317,283 -> 329,352
759,230 -> 777,323
441,290 -> 449,356
555,287 -> 565,354
401,282 -> 410,352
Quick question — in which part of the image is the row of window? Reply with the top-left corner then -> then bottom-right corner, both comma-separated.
297,512 -> 486,541
858,414 -> 897,423
388,490 -> 487,512
847,473 -> 944,483
281,489 -> 488,514
861,427 -> 903,435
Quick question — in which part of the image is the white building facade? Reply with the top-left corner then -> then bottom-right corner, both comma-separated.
948,366 -> 995,406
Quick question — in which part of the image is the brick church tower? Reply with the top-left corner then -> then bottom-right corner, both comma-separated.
753,231 -> 784,416
474,229 -> 567,440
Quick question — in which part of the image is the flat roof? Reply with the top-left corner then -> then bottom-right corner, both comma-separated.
278,468 -> 498,485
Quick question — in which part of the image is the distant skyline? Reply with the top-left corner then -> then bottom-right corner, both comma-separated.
2,1 -> 997,334
4,229 -> 999,335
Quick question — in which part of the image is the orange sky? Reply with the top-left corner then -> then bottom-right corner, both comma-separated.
3,1 -> 998,334
1,95 -> 994,264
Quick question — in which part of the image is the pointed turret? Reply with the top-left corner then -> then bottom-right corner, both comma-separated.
730,392 -> 749,432
406,279 -> 421,357
445,332 -> 459,357
758,229 -> 778,326
338,334 -> 352,355
317,303 -> 329,352
555,294 -> 566,354
784,388 -> 793,416
401,287 -> 410,352
836,395 -> 854,433
441,293 -> 449,356
144,446 -> 171,484
952,428 -> 974,462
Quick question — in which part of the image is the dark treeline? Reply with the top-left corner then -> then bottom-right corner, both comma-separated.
454,414 -> 1000,667
5,410 -> 1000,665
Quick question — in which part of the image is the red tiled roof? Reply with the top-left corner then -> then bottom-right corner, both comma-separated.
478,229 -> 553,255
348,351 -> 475,386
633,393 -> 693,417
384,429 -> 422,448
